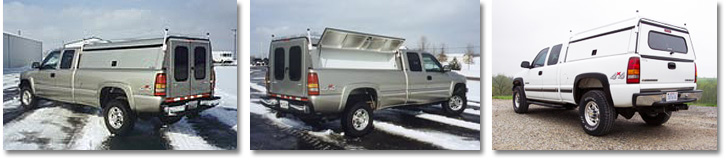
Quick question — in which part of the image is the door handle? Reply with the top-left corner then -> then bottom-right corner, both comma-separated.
668,62 -> 676,69
427,76 -> 432,80
538,71 -> 542,76
50,73 -> 55,78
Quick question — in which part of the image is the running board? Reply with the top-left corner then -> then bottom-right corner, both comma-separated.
527,99 -> 568,108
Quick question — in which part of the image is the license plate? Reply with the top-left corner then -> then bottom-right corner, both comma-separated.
666,92 -> 678,102
188,100 -> 199,109
279,100 -> 289,109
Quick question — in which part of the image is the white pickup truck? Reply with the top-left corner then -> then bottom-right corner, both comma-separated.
512,17 -> 702,136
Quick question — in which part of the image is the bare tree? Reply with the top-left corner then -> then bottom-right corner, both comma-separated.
418,36 -> 429,52
462,44 -> 476,70
436,43 -> 448,63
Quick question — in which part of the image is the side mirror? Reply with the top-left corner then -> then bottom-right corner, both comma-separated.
520,61 -> 531,68
443,65 -> 452,72
32,62 -> 40,69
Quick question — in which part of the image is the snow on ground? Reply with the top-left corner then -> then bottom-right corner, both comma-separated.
68,116 -> 109,150
165,119 -> 222,150
3,106 -> 87,150
373,121 -> 480,150
389,109 -> 480,131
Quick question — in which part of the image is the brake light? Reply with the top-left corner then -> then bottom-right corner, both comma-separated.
626,57 -> 640,84
265,67 -> 270,91
694,63 -> 697,83
307,72 -> 319,96
211,69 -> 216,92
154,73 -> 167,96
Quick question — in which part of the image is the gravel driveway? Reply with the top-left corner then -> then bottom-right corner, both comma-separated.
492,99 -> 717,150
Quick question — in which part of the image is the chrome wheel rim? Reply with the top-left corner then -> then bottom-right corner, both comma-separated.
449,95 -> 464,111
108,107 -> 124,129
21,90 -> 32,106
352,108 -> 369,131
514,93 -> 520,108
584,101 -> 600,127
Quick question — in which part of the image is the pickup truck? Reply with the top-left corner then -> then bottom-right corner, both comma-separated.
263,28 -> 468,137
512,17 -> 702,136
19,33 -> 220,136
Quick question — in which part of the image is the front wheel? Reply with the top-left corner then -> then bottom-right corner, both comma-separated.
512,86 -> 529,113
578,90 -> 616,136
640,111 -> 671,126
103,97 -> 136,136
20,85 -> 39,109
341,101 -> 374,137
442,89 -> 467,115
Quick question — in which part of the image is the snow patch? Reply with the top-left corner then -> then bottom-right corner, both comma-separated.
164,118 -> 222,150
374,121 -> 480,150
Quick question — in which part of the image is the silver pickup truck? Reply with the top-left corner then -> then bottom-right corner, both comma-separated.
19,34 -> 220,135
263,28 -> 468,137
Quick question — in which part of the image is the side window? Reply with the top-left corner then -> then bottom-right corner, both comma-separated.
547,44 -> 562,65
406,52 -> 422,72
289,46 -> 302,81
532,47 -> 549,68
40,51 -> 61,70
421,54 -> 443,72
60,50 -> 76,69
194,47 -> 206,79
174,46 -> 189,81
273,48 -> 285,80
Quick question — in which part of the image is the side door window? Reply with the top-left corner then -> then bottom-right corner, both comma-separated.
273,48 -> 285,80
421,54 -> 443,72
406,52 -> 422,72
174,46 -> 189,81
194,46 -> 206,79
546,44 -> 562,65
532,47 -> 549,68
59,50 -> 76,69
40,51 -> 61,70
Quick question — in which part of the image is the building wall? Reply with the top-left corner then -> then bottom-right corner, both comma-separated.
3,33 -> 43,68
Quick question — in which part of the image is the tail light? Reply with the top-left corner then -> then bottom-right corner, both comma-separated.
694,63 -> 697,83
626,57 -> 640,84
307,72 -> 320,96
211,69 -> 216,92
154,73 -> 167,96
265,68 -> 270,90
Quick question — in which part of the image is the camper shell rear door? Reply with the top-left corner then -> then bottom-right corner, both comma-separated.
167,37 -> 213,98
637,19 -> 696,84
269,37 -> 308,98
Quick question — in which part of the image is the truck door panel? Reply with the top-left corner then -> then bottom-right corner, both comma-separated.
541,44 -> 563,101
421,53 -> 450,103
54,49 -> 76,102
34,51 -> 61,98
404,52 -> 428,104
523,47 -> 549,100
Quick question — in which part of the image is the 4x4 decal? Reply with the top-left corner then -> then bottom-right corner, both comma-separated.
610,71 -> 625,80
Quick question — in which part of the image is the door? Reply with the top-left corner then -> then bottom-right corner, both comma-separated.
420,53 -> 451,103
54,49 -> 77,102
190,41 -> 212,96
169,40 -> 192,98
637,21 -> 696,84
523,47 -> 549,100
404,52 -> 429,104
541,44 -> 563,101
34,50 -> 61,97
268,38 -> 308,97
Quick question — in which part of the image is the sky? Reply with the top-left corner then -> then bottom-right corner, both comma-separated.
250,0 -> 481,58
492,0 -> 717,78
3,0 -> 237,53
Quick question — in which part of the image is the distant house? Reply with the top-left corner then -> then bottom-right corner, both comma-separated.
3,32 -> 43,68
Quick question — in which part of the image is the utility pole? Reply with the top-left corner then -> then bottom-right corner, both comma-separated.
232,28 -> 237,61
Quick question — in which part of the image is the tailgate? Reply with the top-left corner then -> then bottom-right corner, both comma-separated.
637,19 -> 696,84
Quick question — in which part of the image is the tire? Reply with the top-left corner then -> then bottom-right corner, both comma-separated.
103,97 -> 136,136
442,88 -> 467,116
341,101 -> 374,137
19,85 -> 39,109
640,111 -> 671,126
512,86 -> 529,113
578,90 -> 616,136
159,116 -> 183,125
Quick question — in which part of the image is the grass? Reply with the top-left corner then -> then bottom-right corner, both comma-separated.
686,102 -> 717,107
492,95 -> 512,100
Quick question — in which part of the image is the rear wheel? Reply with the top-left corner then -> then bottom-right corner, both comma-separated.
103,97 -> 136,136
512,86 -> 529,113
442,88 -> 467,115
341,101 -> 374,137
578,90 -> 616,136
20,85 -> 38,109
640,111 -> 671,126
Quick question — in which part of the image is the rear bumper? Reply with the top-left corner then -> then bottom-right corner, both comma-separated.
632,90 -> 702,107
261,97 -> 315,115
162,96 -> 221,116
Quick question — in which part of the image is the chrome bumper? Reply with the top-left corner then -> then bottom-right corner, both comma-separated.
633,90 -> 702,107
163,96 -> 220,116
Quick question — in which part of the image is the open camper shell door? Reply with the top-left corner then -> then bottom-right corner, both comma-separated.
315,28 -> 406,70
318,28 -> 405,53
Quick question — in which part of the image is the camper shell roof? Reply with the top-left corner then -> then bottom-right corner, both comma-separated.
570,17 -> 689,43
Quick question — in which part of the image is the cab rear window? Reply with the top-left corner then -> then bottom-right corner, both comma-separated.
648,31 -> 688,53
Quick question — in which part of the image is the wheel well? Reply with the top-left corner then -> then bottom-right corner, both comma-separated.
573,74 -> 612,105
454,83 -> 466,93
512,78 -> 523,89
20,80 -> 31,88
100,87 -> 127,108
347,88 -> 378,109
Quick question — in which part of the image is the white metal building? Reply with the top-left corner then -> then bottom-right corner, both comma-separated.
3,32 -> 43,68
